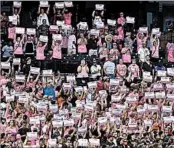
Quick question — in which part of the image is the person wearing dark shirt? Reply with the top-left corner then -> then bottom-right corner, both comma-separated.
18,122 -> 31,142
87,35 -> 98,51
37,19 -> 49,37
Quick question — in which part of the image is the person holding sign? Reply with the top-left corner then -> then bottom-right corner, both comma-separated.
1,41 -> 13,61
36,41 -> 47,69
150,34 -> 160,60
77,59 -> 89,78
63,9 -> 72,25
121,43 -> 132,64
43,80 -> 56,100
52,40 -> 62,73
99,42 -> 109,61
77,33 -> 87,54
53,8 -> 63,25
136,31 -> 148,51
37,5 -> 50,27
117,12 -> 126,26
13,34 -> 25,57
116,59 -> 127,78
13,6 -> 21,26
38,19 -> 49,36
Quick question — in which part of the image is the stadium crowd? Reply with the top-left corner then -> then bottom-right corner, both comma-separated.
1,1 -> 174,148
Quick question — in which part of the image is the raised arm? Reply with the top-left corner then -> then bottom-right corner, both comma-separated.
46,5 -> 50,14
37,5 -> 41,15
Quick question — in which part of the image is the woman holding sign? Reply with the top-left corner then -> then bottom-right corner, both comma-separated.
36,41 -> 47,69
51,40 -> 62,73
13,34 -> 25,57
150,34 -> 160,60
77,33 -> 87,54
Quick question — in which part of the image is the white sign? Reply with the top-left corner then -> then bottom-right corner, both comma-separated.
15,75 -> 25,82
87,81 -> 97,88
18,96 -> 28,104
39,35 -> 48,43
64,119 -> 74,127
126,16 -> 135,24
162,106 -> 172,113
152,28 -> 160,34
148,105 -> 158,112
111,95 -> 121,102
42,70 -> 52,76
167,94 -> 174,101
126,97 -> 137,104
110,79 -> 120,85
95,4 -> 104,10
64,2 -> 73,7
75,86 -> 83,92
155,91 -> 166,98
143,71 -> 152,82
166,83 -> 174,90
27,132 -> 37,140
161,77 -> 170,83
90,29 -> 99,36
139,27 -> 148,33
144,120 -> 152,126
62,24 -> 72,30
48,139 -> 57,147
95,21 -> 104,29
78,139 -> 88,147
52,120 -> 63,127
145,92 -> 154,98
52,34 -> 62,41
26,28 -> 36,35
1,62 -> 10,69
13,2 -> 21,8
13,58 -> 21,65
78,22 -> 88,30
30,67 -> 40,74
6,95 -> 15,102
107,19 -> 116,26
63,83 -> 71,88
167,68 -> 174,76
157,70 -> 166,77
15,27 -> 25,34
40,1 -> 49,7
66,75 -> 76,82
98,117 -> 107,124
50,25 -> 58,31
89,139 -> 100,146
55,2 -> 64,9
56,21 -> 64,26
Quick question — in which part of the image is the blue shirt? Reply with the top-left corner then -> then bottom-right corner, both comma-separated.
2,45 -> 13,57
43,85 -> 56,100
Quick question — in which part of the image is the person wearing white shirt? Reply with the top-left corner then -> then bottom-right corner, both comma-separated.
103,56 -> 116,79
67,32 -> 76,55
37,6 -> 50,27
138,42 -> 150,63
90,59 -> 101,79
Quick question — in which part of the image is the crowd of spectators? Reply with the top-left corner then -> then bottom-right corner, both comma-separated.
1,1 -> 174,148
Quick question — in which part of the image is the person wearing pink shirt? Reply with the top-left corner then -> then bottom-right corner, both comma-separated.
36,41 -> 47,69
116,59 -> 127,78
52,40 -> 62,73
99,42 -> 109,61
109,43 -> 120,63
117,12 -> 126,26
121,43 -> 132,64
63,9 -> 72,25
13,34 -> 25,57
77,33 -> 87,54
117,25 -> 124,40
128,59 -> 140,80
8,23 -> 16,40
136,32 -> 148,51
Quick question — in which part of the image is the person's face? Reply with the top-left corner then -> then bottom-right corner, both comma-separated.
17,37 -> 21,42
124,43 -> 128,48
103,43 -> 106,47
113,44 -> 117,48
41,9 -> 44,14
120,13 -> 124,17
39,42 -> 42,46
42,19 -> 46,25
143,43 -> 146,48
132,60 -> 136,64
28,36 -> 31,41
57,10 -> 61,14
10,120 -> 14,126
2,12 -> 6,16
119,59 -> 123,64
81,60 -> 85,66
80,33 -> 83,38
47,82 -> 51,87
